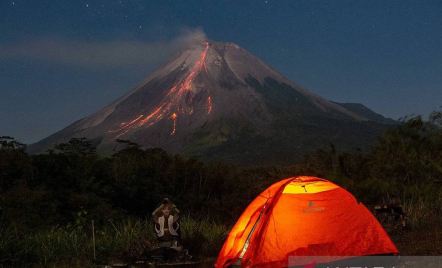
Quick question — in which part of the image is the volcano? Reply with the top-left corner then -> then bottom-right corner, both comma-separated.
30,41 -> 395,164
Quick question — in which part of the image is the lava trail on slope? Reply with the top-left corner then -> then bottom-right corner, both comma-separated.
108,42 -> 212,140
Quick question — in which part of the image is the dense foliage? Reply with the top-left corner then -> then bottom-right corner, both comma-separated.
290,110 -> 442,207
0,138 -> 279,234
0,109 -> 441,267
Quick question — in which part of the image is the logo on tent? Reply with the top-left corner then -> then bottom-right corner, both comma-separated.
303,201 -> 324,213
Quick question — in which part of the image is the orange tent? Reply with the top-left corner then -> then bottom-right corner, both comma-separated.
215,176 -> 399,268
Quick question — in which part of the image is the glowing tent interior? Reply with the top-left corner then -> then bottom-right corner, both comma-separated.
215,176 -> 399,268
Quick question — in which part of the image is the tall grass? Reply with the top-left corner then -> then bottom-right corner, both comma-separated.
403,198 -> 442,229
400,182 -> 442,229
0,224 -> 28,267
96,219 -> 157,263
0,217 -> 228,268
180,216 -> 227,257
5,200 -> 439,267
2,203 -> 442,267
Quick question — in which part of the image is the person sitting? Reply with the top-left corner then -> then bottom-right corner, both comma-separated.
152,198 -> 182,250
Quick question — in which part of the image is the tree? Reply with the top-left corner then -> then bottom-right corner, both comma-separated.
54,137 -> 97,156
0,136 -> 27,151
0,137 -> 32,194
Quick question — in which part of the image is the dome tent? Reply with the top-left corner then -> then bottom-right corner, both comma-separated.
215,176 -> 399,268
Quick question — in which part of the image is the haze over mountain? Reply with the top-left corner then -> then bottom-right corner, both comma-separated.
29,40 -> 395,164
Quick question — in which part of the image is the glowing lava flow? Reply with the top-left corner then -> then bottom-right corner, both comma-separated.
108,42 -> 212,140
170,113 -> 177,135
207,96 -> 212,114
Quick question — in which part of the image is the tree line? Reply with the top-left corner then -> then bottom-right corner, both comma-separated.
0,109 -> 441,235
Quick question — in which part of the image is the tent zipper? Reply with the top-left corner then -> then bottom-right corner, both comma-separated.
235,200 -> 268,265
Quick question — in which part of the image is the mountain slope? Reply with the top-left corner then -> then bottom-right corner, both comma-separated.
29,41 -> 395,164
333,102 -> 398,125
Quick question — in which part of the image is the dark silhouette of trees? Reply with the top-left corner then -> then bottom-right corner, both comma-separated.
0,108 -> 441,234
54,137 -> 97,156
0,136 -> 26,150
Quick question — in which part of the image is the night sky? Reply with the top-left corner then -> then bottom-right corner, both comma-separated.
1,0 -> 441,144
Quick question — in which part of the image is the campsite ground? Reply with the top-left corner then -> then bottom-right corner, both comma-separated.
197,228 -> 442,267
10,220 -> 442,268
